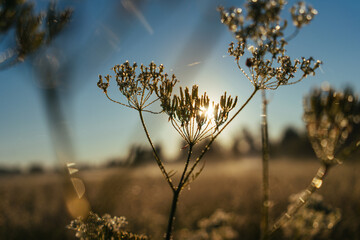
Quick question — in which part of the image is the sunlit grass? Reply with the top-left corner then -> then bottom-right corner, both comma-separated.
1,159 -> 360,239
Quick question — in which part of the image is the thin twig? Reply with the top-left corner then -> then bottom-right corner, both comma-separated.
105,92 -> 133,109
142,97 -> 160,109
237,59 -> 253,82
178,144 -> 194,189
138,110 -> 174,190
285,28 -> 300,42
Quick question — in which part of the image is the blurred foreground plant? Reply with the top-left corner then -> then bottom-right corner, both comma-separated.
95,1 -> 359,239
178,209 -> 238,240
282,193 -> 341,240
67,211 -> 148,240
97,61 -> 258,239
270,85 -> 360,235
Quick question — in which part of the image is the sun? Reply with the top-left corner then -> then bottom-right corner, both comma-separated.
200,104 -> 215,123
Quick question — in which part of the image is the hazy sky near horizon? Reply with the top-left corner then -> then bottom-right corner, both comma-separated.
1,0 -> 360,167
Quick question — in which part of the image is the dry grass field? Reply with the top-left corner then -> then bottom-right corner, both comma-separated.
0,158 -> 359,239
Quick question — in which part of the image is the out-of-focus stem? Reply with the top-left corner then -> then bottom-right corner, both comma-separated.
261,89 -> 270,240
269,164 -> 330,236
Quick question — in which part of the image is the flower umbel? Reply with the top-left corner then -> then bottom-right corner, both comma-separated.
219,0 -> 322,90
303,86 -> 360,165
97,61 -> 177,112
291,1 -> 318,28
160,85 -> 238,145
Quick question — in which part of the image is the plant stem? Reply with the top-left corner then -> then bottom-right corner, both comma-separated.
261,89 -> 270,240
269,163 -> 330,236
165,144 -> 193,240
179,144 -> 194,187
165,191 -> 180,240
141,87 -> 259,239
138,110 -> 174,190
285,27 -> 300,42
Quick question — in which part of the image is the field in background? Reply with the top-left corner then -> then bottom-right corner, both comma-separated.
0,158 -> 359,239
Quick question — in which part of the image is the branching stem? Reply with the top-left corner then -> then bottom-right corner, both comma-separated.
183,87 -> 259,185
165,144 -> 193,240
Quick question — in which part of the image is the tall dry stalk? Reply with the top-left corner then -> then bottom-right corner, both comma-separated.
260,89 -> 270,240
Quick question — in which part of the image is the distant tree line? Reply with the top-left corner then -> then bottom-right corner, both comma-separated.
2,124 -> 358,174
103,125 -> 332,168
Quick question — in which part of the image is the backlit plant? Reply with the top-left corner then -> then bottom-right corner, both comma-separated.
67,211 -> 148,240
218,1 -> 322,239
97,61 -> 243,239
269,86 -> 360,237
304,86 -> 360,165
159,85 -> 237,145
92,1 -> 359,239
218,1 -> 321,91
282,193 -> 341,240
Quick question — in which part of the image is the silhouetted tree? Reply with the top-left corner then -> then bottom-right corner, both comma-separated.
126,144 -> 163,166
272,126 -> 315,159
28,163 -> 44,174
0,166 -> 21,175
280,126 -> 302,156
231,128 -> 260,158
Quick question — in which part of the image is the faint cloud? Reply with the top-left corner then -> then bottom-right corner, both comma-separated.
121,0 -> 154,35
97,23 -> 121,52
187,61 -> 201,67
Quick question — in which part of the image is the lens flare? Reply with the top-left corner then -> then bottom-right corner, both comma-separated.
200,104 -> 215,121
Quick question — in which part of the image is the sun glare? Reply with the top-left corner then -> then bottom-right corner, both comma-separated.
200,105 -> 215,121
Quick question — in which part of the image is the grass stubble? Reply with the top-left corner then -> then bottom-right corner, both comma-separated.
1,158 -> 359,239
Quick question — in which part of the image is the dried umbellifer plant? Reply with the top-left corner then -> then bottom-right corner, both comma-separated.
97,61 -> 251,240
304,86 -> 360,165
218,1 -> 322,239
271,85 -> 360,235
68,211 -> 149,240
218,0 -> 321,91
159,84 -> 237,145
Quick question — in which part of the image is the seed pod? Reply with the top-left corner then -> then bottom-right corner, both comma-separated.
246,58 -> 253,67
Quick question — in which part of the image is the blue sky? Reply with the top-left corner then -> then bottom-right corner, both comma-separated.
1,0 -> 360,167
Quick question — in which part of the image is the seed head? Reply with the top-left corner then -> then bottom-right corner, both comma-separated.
160,85 -> 238,145
303,86 -> 360,165
97,61 -> 177,112
219,0 -> 321,90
